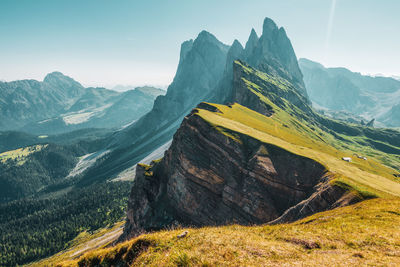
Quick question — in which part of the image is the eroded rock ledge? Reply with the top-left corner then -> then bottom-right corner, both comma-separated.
121,106 -> 359,240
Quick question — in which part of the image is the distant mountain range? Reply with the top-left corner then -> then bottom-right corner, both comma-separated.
299,58 -> 400,127
112,84 -> 166,92
0,74 -> 165,134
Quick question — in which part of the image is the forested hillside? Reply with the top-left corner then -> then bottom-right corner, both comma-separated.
0,182 -> 130,266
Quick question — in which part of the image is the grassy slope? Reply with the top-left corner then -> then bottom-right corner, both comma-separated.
37,62 -> 400,266
41,104 -> 400,267
219,61 -> 400,198
197,103 -> 400,198
237,60 -> 400,172
44,198 -> 400,266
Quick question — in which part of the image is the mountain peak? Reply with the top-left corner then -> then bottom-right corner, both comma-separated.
44,71 -> 66,81
250,28 -> 258,37
298,58 -> 325,70
196,30 -> 219,43
43,71 -> 83,92
43,71 -> 77,84
242,17 -> 307,98
262,17 -> 278,36
192,30 -> 229,53
248,28 -> 259,42
231,39 -> 243,50
224,39 -> 244,74
245,28 -> 259,55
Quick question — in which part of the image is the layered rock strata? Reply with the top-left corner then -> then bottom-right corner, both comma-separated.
122,104 -> 358,240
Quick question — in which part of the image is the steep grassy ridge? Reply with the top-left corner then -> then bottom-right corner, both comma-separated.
36,57 -> 400,267
197,103 -> 400,198
233,61 -> 400,172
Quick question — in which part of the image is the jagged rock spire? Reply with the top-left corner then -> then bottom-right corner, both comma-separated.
245,28 -> 259,55
262,17 -> 278,36
243,17 -> 308,98
224,39 -> 244,75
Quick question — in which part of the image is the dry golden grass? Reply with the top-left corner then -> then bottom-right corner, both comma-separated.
39,102 -> 400,266
49,198 -> 400,266
33,63 -> 400,266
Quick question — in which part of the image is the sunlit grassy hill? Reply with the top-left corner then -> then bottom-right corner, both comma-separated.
36,198 -> 400,266
197,102 -> 400,199
32,61 -> 400,266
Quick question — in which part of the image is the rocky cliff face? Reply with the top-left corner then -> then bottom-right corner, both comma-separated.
122,103 -> 358,240
117,18 -> 400,242
121,54 -> 375,240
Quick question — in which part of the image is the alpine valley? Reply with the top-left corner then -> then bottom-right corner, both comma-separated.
1,16 -> 400,267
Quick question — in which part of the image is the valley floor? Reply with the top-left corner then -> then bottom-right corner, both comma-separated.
32,197 -> 400,266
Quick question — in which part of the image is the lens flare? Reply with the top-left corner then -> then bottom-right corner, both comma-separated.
325,0 -> 337,60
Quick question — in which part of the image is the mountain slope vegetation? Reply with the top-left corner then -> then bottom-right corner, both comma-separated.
120,60 -> 400,241
0,130 -> 127,266
50,58 -> 400,267
0,143 -> 84,202
0,182 -> 130,266
44,198 -> 400,266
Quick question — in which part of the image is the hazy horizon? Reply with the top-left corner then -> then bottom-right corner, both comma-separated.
1,0 -> 399,88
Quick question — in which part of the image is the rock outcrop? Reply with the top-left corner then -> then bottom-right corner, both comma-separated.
366,118 -> 375,128
212,18 -> 308,104
114,18 -> 400,243
244,28 -> 259,57
121,104 -> 357,240
270,180 -> 360,224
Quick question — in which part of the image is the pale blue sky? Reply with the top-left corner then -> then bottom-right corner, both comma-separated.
0,0 -> 399,87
